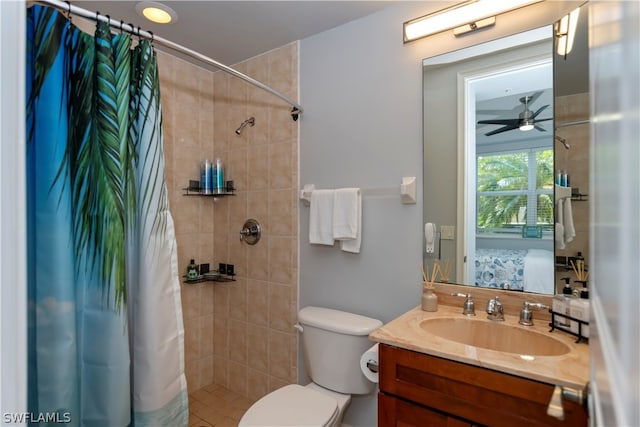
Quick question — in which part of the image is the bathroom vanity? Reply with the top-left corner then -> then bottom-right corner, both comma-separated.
370,304 -> 589,427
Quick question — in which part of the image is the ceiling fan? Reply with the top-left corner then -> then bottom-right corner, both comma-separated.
477,92 -> 552,136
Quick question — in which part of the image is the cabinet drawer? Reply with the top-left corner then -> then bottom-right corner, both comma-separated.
379,344 -> 587,427
379,393 -> 478,427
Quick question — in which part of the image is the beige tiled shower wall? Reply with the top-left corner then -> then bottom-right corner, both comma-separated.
554,92 -> 589,288
158,42 -> 299,402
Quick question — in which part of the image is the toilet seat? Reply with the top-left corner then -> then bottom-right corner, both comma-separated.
238,384 -> 339,427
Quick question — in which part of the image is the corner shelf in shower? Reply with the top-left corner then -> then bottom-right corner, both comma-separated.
182,181 -> 235,197
183,274 -> 236,284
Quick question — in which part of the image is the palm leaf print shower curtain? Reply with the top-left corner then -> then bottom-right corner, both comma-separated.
26,5 -> 188,425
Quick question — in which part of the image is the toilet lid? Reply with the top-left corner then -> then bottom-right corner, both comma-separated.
239,384 -> 338,427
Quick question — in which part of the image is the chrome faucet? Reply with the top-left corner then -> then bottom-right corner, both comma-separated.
519,301 -> 549,326
486,296 -> 504,321
451,293 -> 475,316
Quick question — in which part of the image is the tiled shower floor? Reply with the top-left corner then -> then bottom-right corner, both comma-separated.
188,383 -> 256,427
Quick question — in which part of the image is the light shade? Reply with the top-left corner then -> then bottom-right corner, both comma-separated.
135,1 -> 177,24
519,122 -> 535,132
403,0 -> 542,43
556,7 -> 580,57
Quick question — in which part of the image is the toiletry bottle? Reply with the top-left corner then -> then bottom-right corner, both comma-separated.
215,158 -> 224,193
421,286 -> 438,312
552,277 -> 574,330
201,159 -> 212,194
575,251 -> 585,271
186,259 -> 199,281
569,281 -> 590,338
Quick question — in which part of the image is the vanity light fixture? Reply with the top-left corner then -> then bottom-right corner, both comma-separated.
403,0 -> 542,43
135,1 -> 178,24
555,7 -> 580,58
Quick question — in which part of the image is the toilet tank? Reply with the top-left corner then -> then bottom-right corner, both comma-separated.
298,306 -> 383,395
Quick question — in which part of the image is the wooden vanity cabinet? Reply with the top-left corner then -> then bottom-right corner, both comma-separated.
378,344 -> 587,427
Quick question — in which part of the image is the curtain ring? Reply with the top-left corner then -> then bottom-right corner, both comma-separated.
64,1 -> 72,21
120,20 -> 124,32
148,31 -> 154,45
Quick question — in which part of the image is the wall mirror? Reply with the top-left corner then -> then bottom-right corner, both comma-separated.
422,2 -> 589,295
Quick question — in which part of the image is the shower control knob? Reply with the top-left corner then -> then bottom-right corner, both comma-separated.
239,219 -> 261,245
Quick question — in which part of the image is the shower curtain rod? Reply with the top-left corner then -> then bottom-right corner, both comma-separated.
34,0 -> 304,121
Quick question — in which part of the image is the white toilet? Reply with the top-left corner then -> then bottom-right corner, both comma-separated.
238,306 -> 383,427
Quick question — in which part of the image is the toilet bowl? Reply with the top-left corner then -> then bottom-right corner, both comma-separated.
238,383 -> 350,427
238,306 -> 382,427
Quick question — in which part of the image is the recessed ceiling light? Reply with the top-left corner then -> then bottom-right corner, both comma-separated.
135,1 -> 177,24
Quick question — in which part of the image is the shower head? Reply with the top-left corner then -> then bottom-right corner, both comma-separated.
235,117 -> 255,135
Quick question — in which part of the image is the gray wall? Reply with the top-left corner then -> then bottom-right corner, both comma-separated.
297,2 -> 581,426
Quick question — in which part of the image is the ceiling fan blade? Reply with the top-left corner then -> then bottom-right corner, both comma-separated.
477,118 -> 520,126
526,91 -> 543,105
533,117 -> 553,123
534,124 -> 547,132
485,125 -> 518,136
532,104 -> 549,118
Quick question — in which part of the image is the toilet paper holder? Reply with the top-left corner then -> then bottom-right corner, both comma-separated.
365,360 -> 379,373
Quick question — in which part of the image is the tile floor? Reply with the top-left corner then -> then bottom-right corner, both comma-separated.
188,383 -> 256,427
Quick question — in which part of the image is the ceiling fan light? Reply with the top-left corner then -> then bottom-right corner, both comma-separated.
520,122 -> 534,131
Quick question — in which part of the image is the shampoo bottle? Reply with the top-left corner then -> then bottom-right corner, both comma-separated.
201,159 -> 212,194
215,158 -> 224,193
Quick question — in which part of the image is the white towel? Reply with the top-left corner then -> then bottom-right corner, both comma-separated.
555,222 -> 566,250
563,197 -> 576,245
309,189 -> 335,245
333,188 -> 360,239
334,188 -> 362,253
556,198 -> 565,249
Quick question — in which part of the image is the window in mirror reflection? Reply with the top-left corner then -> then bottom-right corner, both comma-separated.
476,148 -> 553,236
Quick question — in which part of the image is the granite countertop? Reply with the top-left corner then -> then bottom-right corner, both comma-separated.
369,304 -> 589,389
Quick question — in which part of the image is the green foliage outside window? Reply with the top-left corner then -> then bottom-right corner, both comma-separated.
477,149 -> 553,233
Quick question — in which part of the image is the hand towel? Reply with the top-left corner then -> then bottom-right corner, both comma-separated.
335,188 -> 362,253
309,189 -> 335,245
555,198 -> 565,249
563,198 -> 576,245
333,188 -> 360,240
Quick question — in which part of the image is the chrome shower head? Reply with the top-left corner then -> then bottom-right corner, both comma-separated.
235,117 -> 255,135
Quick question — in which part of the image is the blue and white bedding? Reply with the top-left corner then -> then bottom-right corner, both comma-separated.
475,248 -> 553,293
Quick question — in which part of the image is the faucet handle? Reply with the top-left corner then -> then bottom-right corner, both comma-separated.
451,293 -> 475,317
486,296 -> 505,321
519,301 -> 549,326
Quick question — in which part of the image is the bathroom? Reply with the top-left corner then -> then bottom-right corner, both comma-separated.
1,1 -> 638,426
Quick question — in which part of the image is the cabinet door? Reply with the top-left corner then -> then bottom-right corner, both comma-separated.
378,344 -> 587,427
379,393 -> 477,427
